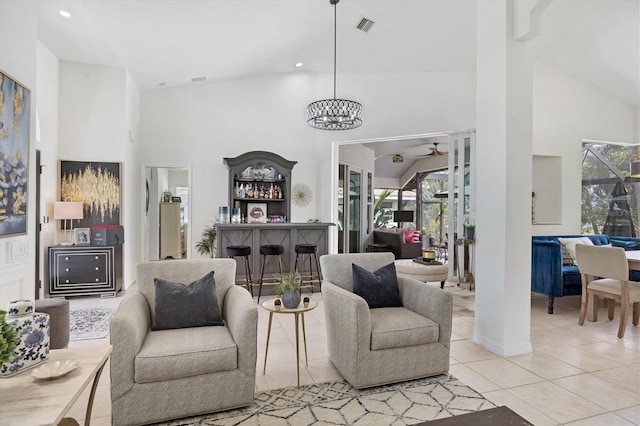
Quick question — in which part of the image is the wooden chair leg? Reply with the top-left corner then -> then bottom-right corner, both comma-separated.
579,291 -> 588,325
633,303 -> 639,327
617,303 -> 628,338
607,299 -> 615,321
589,294 -> 598,322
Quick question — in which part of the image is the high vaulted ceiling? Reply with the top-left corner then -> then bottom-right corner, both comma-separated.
30,0 -> 639,180
34,0 -> 639,105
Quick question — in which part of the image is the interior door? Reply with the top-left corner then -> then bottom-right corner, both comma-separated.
348,169 -> 362,253
35,150 -> 41,299
447,132 -> 475,281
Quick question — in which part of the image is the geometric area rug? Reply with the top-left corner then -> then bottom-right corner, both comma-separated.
69,306 -> 116,341
159,374 -> 497,425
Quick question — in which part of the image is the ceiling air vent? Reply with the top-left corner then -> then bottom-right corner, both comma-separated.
191,76 -> 207,83
356,17 -> 375,32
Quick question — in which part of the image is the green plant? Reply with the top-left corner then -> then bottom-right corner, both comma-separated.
0,310 -> 19,366
464,223 -> 475,231
373,189 -> 394,228
273,271 -> 310,296
195,224 -> 217,258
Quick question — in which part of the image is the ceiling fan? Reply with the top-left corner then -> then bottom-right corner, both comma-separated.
417,143 -> 446,158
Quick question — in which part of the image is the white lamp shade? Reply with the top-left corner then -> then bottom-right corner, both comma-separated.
53,201 -> 84,220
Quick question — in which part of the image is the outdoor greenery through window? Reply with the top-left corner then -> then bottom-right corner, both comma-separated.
373,169 -> 448,245
419,174 -> 448,244
582,143 -> 639,236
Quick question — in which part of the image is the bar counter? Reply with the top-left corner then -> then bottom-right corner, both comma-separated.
215,222 -> 334,280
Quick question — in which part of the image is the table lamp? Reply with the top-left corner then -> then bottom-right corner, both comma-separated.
53,201 -> 83,245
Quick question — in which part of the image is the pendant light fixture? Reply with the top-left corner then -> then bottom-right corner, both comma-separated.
307,0 -> 363,130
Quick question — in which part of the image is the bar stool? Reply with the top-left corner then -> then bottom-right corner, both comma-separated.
294,244 -> 322,293
226,245 -> 253,295
258,244 -> 284,302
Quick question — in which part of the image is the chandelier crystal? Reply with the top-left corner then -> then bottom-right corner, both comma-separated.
307,0 -> 363,130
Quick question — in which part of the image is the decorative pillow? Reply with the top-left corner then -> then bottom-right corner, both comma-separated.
153,271 -> 224,331
558,237 -> 594,263
403,230 -> 420,243
560,244 -> 575,266
352,262 -> 402,309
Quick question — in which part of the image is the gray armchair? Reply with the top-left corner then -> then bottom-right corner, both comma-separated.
110,259 -> 257,426
320,252 -> 452,389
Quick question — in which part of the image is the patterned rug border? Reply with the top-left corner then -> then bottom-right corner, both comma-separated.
69,306 -> 115,341
160,374 -> 496,425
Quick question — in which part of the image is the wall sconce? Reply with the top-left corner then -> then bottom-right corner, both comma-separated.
53,201 -> 83,245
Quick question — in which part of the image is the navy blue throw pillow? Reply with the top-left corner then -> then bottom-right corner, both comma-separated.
352,262 -> 402,309
153,271 -> 224,330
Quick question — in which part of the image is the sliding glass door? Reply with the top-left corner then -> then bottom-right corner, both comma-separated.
338,164 -> 371,253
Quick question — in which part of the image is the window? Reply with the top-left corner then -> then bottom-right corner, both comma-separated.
581,143 -> 639,236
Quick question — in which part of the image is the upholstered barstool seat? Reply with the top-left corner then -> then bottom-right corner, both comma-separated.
294,244 -> 322,292
35,298 -> 70,349
260,244 -> 284,257
226,245 -> 253,295
258,244 -> 285,302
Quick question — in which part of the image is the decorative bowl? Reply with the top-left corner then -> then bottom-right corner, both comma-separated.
31,360 -> 79,380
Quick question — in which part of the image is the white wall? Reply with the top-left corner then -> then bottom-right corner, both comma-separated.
58,62 -> 126,159
141,72 -> 318,256
36,42 -> 60,296
58,61 -> 139,287
339,144 -> 375,171
532,61 -> 638,235
123,71 -> 140,287
140,71 -> 476,255
0,0 -> 38,308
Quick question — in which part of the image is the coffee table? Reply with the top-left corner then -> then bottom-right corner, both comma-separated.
0,345 -> 111,426
261,297 -> 318,387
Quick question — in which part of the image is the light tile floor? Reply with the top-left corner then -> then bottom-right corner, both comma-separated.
65,283 -> 640,426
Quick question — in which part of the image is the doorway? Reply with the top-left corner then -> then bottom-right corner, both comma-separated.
142,166 -> 191,261
331,131 -> 475,277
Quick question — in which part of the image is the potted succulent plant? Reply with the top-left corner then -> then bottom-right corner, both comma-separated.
464,223 -> 475,240
273,271 -> 310,309
303,296 -> 310,308
274,298 -> 282,311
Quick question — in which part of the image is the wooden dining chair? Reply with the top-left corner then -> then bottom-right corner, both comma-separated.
575,244 -> 640,338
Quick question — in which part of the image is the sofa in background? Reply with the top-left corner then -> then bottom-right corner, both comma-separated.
531,234 -> 640,314
373,228 -> 422,259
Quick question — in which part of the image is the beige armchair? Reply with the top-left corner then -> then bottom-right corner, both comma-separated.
110,259 -> 258,426
320,252 -> 452,389
575,244 -> 640,338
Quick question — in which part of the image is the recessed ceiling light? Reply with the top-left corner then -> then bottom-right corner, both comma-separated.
59,10 -> 71,18
294,62 -> 304,68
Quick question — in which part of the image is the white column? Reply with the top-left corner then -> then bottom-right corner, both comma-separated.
474,0 -> 533,356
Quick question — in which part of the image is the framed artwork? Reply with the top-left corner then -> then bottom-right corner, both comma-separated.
0,70 -> 30,237
60,161 -> 121,228
247,203 -> 267,223
75,227 -> 90,245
